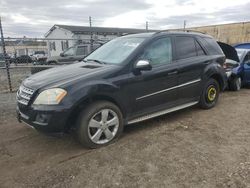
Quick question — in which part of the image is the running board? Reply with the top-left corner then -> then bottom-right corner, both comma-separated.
127,101 -> 199,124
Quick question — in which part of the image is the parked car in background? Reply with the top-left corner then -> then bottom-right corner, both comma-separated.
31,51 -> 47,63
235,48 -> 250,84
0,53 -> 12,66
220,46 -> 250,91
15,55 -> 33,64
217,42 -> 242,91
234,42 -> 250,50
223,59 -> 241,90
46,45 -> 88,65
17,31 -> 234,148
0,53 -> 5,67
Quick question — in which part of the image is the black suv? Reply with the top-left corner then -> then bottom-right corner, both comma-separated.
17,31 -> 228,148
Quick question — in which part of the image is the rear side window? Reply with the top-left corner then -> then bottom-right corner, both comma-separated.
175,36 -> 196,59
200,37 -> 223,55
243,52 -> 250,63
195,41 -> 206,56
76,46 -> 88,55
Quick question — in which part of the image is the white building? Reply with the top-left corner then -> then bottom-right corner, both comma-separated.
1,40 -> 47,57
45,25 -> 154,57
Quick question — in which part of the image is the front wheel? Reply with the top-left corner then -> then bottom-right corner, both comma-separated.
76,101 -> 124,148
199,78 -> 220,109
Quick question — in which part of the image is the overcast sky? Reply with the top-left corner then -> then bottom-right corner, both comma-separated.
1,0 -> 250,37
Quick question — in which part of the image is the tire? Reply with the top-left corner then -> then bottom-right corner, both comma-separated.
76,101 -> 124,149
229,77 -> 241,91
47,61 -> 57,65
199,78 -> 220,109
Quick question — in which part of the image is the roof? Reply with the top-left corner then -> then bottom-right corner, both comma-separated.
154,30 -> 212,38
45,24 -> 159,37
233,43 -> 250,49
121,32 -> 155,38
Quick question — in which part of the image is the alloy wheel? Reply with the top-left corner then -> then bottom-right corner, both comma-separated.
87,109 -> 119,144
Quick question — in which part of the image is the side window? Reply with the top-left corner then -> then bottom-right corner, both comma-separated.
201,37 -> 223,55
141,37 -> 172,66
175,36 -> 196,59
76,46 -> 88,55
64,47 -> 75,56
243,52 -> 250,63
195,40 -> 206,56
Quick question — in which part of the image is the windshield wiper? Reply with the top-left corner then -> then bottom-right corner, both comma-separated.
85,59 -> 105,64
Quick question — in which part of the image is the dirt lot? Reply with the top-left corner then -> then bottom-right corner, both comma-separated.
0,90 -> 250,188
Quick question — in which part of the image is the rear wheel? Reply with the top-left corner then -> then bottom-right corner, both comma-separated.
199,78 -> 220,109
47,61 -> 57,65
229,76 -> 241,91
76,101 -> 124,148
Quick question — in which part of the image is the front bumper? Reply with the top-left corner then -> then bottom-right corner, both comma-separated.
225,70 -> 232,78
16,103 -> 70,133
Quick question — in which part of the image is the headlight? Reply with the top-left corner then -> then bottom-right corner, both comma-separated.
33,88 -> 67,105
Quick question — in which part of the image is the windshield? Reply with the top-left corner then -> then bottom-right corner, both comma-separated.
34,51 -> 45,55
236,49 -> 245,60
84,37 -> 146,64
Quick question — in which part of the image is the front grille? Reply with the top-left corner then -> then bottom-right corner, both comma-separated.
17,85 -> 35,105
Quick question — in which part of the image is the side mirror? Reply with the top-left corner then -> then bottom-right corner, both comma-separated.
60,52 -> 65,57
135,60 -> 152,71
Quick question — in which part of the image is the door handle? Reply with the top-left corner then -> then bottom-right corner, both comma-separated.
168,71 -> 178,76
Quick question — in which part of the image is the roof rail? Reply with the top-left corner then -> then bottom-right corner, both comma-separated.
155,29 -> 206,35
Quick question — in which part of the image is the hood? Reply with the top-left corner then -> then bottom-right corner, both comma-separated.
23,62 -> 117,89
217,41 -> 240,62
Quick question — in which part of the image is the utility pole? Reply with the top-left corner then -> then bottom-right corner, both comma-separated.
89,16 -> 93,52
184,20 -> 187,31
146,21 -> 149,32
0,17 -> 12,92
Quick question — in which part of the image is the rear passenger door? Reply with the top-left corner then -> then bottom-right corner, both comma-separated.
174,36 -> 207,103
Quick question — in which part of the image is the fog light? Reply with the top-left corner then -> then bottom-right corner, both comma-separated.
35,114 -> 50,124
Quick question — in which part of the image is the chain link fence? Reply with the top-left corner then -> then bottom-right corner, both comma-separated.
0,37 -> 109,93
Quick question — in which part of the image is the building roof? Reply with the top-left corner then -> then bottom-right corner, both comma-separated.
45,24 -> 158,37
0,40 -> 46,46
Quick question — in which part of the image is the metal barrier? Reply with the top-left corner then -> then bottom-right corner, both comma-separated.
0,35 -> 108,93
0,65 -> 57,92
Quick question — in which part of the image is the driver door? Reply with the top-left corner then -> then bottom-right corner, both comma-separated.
128,37 -> 179,118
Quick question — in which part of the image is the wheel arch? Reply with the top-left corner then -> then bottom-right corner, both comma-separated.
64,94 -> 126,131
210,73 -> 224,91
203,62 -> 227,91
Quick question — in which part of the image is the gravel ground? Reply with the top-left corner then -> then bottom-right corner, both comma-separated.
0,90 -> 250,188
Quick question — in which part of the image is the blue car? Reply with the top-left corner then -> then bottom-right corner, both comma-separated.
218,42 -> 250,91
228,48 -> 250,90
